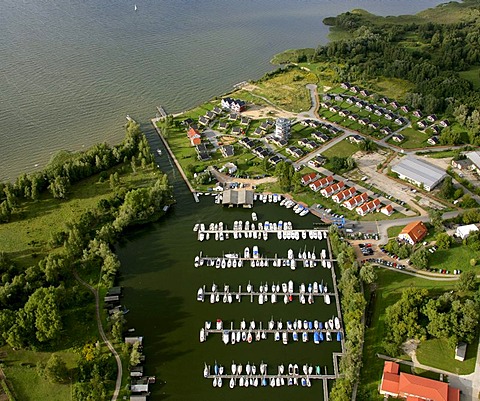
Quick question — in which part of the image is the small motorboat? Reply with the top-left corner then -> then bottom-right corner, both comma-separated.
251,212 -> 258,221
274,331 -> 280,341
197,287 -> 204,302
282,331 -> 288,345
213,377 -> 217,387
246,362 -> 251,375
335,317 -> 341,330
218,377 -> 223,387
302,332 -> 308,342
229,377 -> 235,388
200,328 -> 206,343
326,331 -> 332,341
204,363 -> 209,377
247,331 -> 253,343
223,330 -> 229,345
292,331 -> 298,341
314,331 -> 320,344
324,294 -> 331,305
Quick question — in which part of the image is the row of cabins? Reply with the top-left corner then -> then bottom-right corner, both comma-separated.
301,173 -> 390,216
339,83 -> 414,114
324,101 -> 408,128
252,120 -> 275,136
300,119 -> 343,136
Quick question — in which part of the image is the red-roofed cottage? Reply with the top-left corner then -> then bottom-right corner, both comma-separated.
320,181 -> 344,198
332,187 -> 356,204
309,175 -> 333,192
301,172 -> 319,186
343,192 -> 368,210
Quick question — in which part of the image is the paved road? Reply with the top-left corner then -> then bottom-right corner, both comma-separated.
74,271 -> 122,401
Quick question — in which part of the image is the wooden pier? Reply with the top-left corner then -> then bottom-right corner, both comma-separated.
156,105 -> 168,118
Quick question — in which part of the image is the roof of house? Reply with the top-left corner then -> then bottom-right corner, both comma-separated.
391,156 -> 446,188
466,151 -> 480,168
187,127 -> 200,138
302,172 -> 318,182
380,362 -> 460,401
400,221 -> 428,243
382,204 -> 394,213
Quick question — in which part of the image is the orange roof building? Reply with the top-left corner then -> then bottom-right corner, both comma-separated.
398,221 -> 428,245
380,362 -> 460,401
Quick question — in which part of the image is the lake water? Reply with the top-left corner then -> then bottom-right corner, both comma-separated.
0,0 -> 446,182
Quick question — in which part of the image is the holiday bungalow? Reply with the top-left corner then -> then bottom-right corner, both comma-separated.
332,187 -> 356,203
301,172 -> 319,186
343,192 -> 368,210
309,175 -> 334,192
320,181 -> 345,198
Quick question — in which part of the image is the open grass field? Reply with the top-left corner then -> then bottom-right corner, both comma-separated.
251,67 -> 316,113
459,67 -> 480,90
428,242 -> 480,274
366,77 -> 414,102
416,337 -> 477,375
358,269 -> 457,400
322,140 -> 359,160
388,127 -> 429,149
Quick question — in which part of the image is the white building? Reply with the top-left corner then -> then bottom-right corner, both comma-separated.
275,118 -> 291,140
466,151 -> 480,174
391,156 -> 446,191
455,224 -> 479,239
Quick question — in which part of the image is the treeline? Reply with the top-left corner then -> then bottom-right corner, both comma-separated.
383,279 -> 480,356
0,172 -> 172,350
0,121 -> 153,222
328,226 -> 368,401
316,3 -> 480,144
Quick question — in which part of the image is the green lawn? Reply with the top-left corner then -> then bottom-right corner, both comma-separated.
416,338 -> 477,375
387,225 -> 405,238
358,269 -> 457,400
428,242 -> 480,273
388,127 -> 429,149
322,140 -> 359,159
459,67 -> 480,90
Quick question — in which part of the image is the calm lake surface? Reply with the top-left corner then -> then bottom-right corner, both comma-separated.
1,0 -> 446,181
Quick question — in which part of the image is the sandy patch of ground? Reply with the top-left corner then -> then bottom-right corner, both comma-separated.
241,103 -> 296,120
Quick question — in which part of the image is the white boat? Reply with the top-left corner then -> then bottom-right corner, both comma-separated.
247,331 -> 253,343
241,319 -> 246,330
197,287 -> 204,302
288,280 -> 294,293
229,378 -> 235,388
287,249 -> 294,259
335,317 -> 341,330
251,212 -> 257,221
218,377 -> 223,387
223,330 -> 229,344
239,377 -> 244,387
213,377 -> 217,387
204,363 -> 209,377
246,363 -> 251,375
282,331 -> 288,345
200,328 -> 206,343
274,331 -> 280,341
327,260 -> 332,269
231,361 -> 237,375
253,246 -> 259,259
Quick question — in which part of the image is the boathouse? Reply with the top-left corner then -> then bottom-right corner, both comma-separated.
222,189 -> 254,208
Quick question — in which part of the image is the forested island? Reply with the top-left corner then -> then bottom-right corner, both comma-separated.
0,122 -> 173,400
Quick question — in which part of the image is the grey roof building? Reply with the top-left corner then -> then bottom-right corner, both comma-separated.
391,156 -> 446,191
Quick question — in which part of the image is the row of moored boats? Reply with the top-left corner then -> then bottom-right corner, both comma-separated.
205,361 -> 327,388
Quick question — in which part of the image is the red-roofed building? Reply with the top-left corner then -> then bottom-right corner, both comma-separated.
301,172 -> 319,186
356,198 -> 381,216
321,181 -> 345,198
380,362 -> 460,401
343,192 -> 368,210
190,136 -> 202,146
332,187 -> 357,203
187,127 -> 200,138
398,221 -> 428,245
309,175 -> 333,192
381,204 -> 394,216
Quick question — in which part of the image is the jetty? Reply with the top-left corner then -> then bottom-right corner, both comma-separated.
156,105 -> 168,118
151,117 -> 199,203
